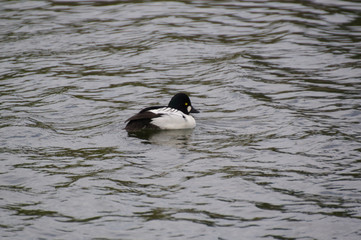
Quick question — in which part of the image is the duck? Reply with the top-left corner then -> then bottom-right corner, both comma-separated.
125,93 -> 199,132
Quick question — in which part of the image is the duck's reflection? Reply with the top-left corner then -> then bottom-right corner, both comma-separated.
127,129 -> 194,147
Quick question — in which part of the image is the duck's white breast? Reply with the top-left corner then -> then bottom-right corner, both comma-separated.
150,107 -> 196,130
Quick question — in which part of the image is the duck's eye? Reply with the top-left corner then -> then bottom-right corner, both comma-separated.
185,103 -> 188,106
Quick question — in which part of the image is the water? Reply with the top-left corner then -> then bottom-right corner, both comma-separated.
1,0 -> 361,239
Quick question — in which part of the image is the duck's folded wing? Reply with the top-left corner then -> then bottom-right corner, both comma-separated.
125,111 -> 161,123
125,106 -> 165,123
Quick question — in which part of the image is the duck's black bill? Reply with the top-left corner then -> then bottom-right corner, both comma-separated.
191,107 -> 200,113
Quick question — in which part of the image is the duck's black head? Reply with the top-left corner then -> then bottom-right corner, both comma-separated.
168,93 -> 200,115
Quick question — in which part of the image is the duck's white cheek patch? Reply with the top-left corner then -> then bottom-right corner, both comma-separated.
187,106 -> 192,112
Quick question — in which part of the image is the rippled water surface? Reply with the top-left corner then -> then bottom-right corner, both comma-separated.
1,0 -> 361,239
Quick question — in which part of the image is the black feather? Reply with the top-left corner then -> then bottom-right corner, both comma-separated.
125,107 -> 164,131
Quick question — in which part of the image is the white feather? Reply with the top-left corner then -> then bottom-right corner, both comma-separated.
149,107 -> 196,130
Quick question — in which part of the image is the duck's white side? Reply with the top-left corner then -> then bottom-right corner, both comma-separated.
149,107 -> 196,130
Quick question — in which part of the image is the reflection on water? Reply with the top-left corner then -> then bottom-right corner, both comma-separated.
128,129 -> 194,146
1,0 -> 361,239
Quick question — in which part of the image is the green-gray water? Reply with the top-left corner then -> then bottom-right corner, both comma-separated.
1,0 -> 360,239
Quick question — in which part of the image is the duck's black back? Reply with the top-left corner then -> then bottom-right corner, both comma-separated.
125,106 -> 165,131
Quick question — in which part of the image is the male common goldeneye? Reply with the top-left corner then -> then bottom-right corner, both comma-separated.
125,93 -> 199,131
